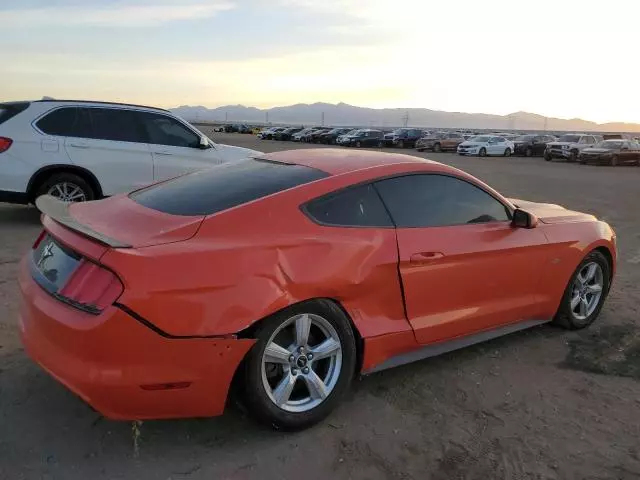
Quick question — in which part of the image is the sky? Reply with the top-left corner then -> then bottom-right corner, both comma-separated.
1,0 -> 639,124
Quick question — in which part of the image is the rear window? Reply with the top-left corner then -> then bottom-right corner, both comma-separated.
131,158 -> 329,216
0,102 -> 30,125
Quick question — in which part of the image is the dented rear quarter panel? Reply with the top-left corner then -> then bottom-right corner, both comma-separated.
101,164 -> 421,339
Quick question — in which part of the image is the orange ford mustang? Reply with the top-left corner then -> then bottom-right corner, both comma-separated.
19,149 -> 616,430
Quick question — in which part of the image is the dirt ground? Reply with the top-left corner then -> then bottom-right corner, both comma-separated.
1,132 -> 639,480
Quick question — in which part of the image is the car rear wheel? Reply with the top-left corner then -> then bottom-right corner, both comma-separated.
544,152 -> 552,161
377,140 -> 384,148
433,143 -> 442,153
398,140 -> 405,148
355,141 -> 362,148
479,147 -> 487,157
525,147 -> 533,157
504,148 -> 512,157
241,300 -> 356,430
36,173 -> 95,204
553,251 -> 610,330
611,155 -> 618,166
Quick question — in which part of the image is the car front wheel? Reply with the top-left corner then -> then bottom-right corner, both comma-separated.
479,147 -> 487,157
241,300 -> 356,430
553,250 -> 611,330
504,148 -> 512,157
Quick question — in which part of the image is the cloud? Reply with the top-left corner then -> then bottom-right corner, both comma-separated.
0,1 -> 235,27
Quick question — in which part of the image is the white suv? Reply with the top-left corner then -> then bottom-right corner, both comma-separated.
0,100 -> 261,204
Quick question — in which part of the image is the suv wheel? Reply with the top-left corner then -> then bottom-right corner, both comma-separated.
525,147 -> 533,157
433,143 -> 442,153
36,173 -> 95,203
611,155 -> 619,166
241,300 -> 357,430
569,150 -> 578,162
355,141 -> 362,148
544,152 -> 552,161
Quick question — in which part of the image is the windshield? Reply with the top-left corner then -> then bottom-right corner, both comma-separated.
596,140 -> 623,149
470,136 -> 491,142
515,135 -> 536,141
557,135 -> 581,143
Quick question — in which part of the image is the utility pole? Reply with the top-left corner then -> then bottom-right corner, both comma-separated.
402,110 -> 409,127
543,116 -> 548,132
265,111 -> 269,125
321,111 -> 325,126
225,111 -> 228,122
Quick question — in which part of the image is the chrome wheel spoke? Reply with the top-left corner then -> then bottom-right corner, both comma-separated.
303,369 -> 328,400
295,314 -> 311,347
570,294 -> 581,310
310,337 -> 340,361
586,284 -> 602,294
584,264 -> 597,282
273,373 -> 297,406
579,298 -> 588,317
264,342 -> 292,364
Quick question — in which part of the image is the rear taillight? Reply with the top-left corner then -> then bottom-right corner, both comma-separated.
0,137 -> 13,153
57,259 -> 123,313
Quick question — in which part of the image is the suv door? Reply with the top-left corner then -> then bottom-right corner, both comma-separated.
374,174 -> 549,344
58,107 -> 154,195
136,111 -> 222,182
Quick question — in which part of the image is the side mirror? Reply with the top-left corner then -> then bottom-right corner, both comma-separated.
512,208 -> 538,229
199,136 -> 212,149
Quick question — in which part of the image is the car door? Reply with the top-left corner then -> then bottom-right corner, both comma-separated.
136,111 -> 223,182
619,141 -> 635,164
374,174 -> 550,344
62,107 -> 154,195
487,136 -> 502,155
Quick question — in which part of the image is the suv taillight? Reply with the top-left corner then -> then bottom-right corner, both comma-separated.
57,259 -> 123,313
0,137 -> 13,153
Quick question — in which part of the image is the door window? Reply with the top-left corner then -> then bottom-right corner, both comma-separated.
375,174 -> 511,228
138,112 -> 201,148
88,108 -> 146,143
304,184 -> 393,227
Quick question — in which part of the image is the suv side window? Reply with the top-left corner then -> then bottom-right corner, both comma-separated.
375,174 -> 511,228
304,184 -> 393,227
579,136 -> 590,144
36,107 -> 92,138
137,112 -> 200,148
88,108 -> 146,143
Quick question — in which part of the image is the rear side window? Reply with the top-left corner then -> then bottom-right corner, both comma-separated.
0,102 -> 30,125
36,107 -> 92,138
131,158 -> 329,216
89,108 -> 146,143
304,184 -> 393,227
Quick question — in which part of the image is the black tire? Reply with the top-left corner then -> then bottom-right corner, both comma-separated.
377,141 -> 384,148
241,300 -> 357,430
398,140 -> 405,149
35,172 -> 95,203
552,250 -> 611,330
611,155 -> 618,166
525,147 -> 533,157
544,152 -> 552,161
355,141 -> 362,148
504,148 -> 512,157
479,147 -> 487,157
433,143 -> 442,153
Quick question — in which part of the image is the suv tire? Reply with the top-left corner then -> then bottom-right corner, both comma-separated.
35,172 -> 95,203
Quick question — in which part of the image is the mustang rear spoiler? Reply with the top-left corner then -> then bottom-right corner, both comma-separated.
35,195 -> 132,249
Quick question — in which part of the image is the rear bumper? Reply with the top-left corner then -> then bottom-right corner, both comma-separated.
0,189 -> 29,204
18,258 -> 254,420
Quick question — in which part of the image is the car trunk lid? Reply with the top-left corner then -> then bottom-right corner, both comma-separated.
36,195 -> 204,250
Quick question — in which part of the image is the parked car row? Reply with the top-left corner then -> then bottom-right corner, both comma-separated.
252,125 -> 640,165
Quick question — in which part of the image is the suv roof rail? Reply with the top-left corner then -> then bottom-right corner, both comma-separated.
32,99 -> 169,112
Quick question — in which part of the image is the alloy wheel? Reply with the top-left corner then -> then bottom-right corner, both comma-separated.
570,262 -> 604,321
47,182 -> 87,203
261,313 -> 343,413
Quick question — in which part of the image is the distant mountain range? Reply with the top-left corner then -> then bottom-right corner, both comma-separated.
170,102 -> 640,133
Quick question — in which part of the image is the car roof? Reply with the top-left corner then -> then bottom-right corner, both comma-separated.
28,99 -> 169,112
258,148 -> 438,175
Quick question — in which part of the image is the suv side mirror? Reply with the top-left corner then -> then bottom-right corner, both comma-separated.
512,208 -> 538,229
199,136 -> 212,149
